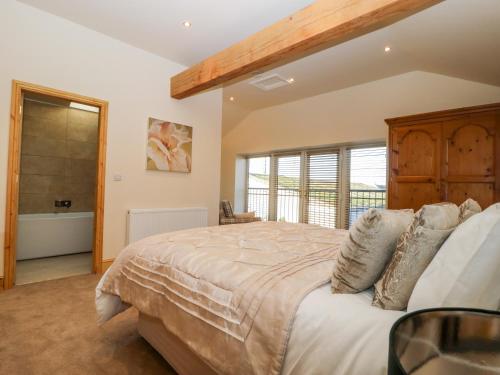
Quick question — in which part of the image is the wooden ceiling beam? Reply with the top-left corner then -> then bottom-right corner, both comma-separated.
170,0 -> 441,99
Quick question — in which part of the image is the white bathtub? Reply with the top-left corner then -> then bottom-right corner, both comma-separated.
16,212 -> 94,260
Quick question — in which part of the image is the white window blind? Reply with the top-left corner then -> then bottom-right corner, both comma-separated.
345,146 -> 387,227
273,154 -> 301,223
305,151 -> 339,228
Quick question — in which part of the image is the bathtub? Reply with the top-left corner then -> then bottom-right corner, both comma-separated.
16,212 -> 94,260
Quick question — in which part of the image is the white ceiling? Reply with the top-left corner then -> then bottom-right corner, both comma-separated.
224,0 -> 500,110
17,0 -> 314,66
18,0 -> 500,115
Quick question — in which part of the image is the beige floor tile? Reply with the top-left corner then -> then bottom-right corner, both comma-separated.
16,252 -> 92,285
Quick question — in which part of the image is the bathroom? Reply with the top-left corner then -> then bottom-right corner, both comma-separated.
16,92 -> 99,285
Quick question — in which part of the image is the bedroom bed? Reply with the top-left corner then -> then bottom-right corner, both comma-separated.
96,221 -> 404,375
136,286 -> 403,375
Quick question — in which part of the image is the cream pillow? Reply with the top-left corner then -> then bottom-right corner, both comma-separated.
484,202 -> 500,214
458,198 -> 481,223
408,208 -> 500,311
331,208 -> 413,294
373,203 -> 459,310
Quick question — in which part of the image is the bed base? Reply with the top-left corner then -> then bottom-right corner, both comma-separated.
137,313 -> 218,375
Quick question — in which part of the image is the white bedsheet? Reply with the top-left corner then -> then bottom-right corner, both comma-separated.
283,285 -> 404,375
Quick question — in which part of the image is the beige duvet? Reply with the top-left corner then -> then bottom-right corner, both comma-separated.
96,221 -> 347,375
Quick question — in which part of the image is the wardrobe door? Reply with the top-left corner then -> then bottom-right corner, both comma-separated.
389,123 -> 442,210
443,112 -> 497,209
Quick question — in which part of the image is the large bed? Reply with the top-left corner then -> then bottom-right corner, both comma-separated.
96,221 -> 404,375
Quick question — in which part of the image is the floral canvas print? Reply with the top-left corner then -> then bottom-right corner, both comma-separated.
147,118 -> 192,172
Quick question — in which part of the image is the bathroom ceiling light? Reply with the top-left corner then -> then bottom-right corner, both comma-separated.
384,46 -> 391,53
286,78 -> 295,83
183,21 -> 192,28
70,102 -> 99,113
229,96 -> 235,102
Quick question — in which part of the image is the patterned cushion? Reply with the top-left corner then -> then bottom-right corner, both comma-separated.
458,198 -> 481,223
331,208 -> 414,294
373,202 -> 460,310
221,200 -> 234,218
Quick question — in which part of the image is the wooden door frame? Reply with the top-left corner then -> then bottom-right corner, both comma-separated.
3,80 -> 108,289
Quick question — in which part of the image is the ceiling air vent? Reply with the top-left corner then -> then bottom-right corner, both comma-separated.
249,74 -> 290,91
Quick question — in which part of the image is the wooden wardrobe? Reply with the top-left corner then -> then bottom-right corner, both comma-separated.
386,103 -> 500,211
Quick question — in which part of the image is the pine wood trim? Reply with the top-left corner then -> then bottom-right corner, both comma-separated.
0,277 -> 4,292
386,102 -> 500,127
101,259 -> 114,274
496,110 -> 500,202
3,82 -> 22,290
3,80 -> 108,289
171,0 -> 441,99
444,176 -> 496,183
395,176 -> 437,183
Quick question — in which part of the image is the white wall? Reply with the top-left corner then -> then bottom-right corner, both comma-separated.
0,0 -> 222,276
221,71 -> 500,205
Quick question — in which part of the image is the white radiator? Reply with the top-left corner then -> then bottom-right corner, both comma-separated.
126,207 -> 208,244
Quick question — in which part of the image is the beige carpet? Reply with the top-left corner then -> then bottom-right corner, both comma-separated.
0,274 -> 176,375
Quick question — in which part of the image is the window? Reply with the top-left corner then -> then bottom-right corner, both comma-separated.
246,144 -> 386,228
305,151 -> 339,228
247,156 -> 270,220
274,155 -> 301,223
346,146 -> 387,227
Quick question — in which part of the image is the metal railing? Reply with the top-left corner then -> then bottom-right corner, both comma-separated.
247,187 -> 270,221
248,187 -> 386,228
306,188 -> 338,228
348,189 -> 386,226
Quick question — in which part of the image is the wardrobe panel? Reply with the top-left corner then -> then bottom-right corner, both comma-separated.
387,103 -> 500,211
393,183 -> 441,211
389,123 -> 441,210
444,114 -> 495,178
396,126 -> 440,177
447,182 -> 494,209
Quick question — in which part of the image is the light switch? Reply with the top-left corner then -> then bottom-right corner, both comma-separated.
113,174 -> 123,181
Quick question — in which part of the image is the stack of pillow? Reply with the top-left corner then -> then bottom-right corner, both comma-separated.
331,199 -> 500,311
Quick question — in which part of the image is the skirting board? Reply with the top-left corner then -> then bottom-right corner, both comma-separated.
101,259 -> 114,274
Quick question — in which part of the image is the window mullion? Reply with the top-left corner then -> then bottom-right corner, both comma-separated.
269,155 -> 278,221
299,151 -> 308,224
339,147 -> 350,229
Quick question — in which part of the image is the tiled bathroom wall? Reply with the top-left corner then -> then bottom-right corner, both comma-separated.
19,100 -> 98,214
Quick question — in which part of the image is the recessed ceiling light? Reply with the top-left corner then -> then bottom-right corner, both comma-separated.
229,96 -> 235,102
384,46 -> 391,53
182,21 -> 191,28
287,78 -> 295,83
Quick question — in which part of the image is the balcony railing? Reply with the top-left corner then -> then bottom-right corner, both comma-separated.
247,187 -> 270,221
247,187 -> 386,227
349,189 -> 386,226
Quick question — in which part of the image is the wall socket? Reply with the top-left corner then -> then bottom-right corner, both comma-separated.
55,200 -> 72,208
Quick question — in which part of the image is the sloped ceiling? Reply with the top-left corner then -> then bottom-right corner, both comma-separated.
223,0 -> 500,111
17,0 -> 500,115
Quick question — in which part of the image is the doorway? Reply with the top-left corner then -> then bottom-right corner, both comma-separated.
3,81 -> 108,289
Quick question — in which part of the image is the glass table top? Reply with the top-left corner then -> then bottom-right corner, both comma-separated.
389,308 -> 500,375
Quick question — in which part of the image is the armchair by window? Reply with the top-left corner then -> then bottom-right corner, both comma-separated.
219,200 -> 262,225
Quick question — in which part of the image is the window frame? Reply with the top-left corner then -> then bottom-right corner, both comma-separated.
244,141 -> 387,228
